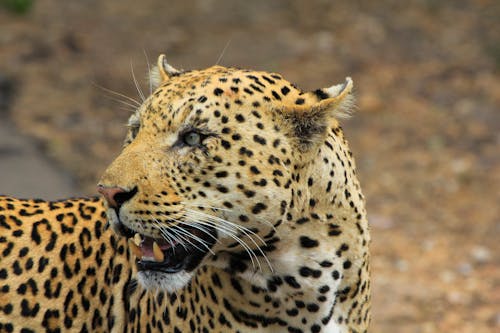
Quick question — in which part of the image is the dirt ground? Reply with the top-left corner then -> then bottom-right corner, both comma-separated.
0,0 -> 499,332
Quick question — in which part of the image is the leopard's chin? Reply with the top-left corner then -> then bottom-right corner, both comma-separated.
137,269 -> 194,292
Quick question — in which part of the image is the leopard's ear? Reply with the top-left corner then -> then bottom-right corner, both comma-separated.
282,77 -> 354,152
312,77 -> 354,119
149,54 -> 181,89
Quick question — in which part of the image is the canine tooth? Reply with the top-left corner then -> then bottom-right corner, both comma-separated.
128,238 -> 142,258
134,233 -> 142,246
153,241 -> 165,262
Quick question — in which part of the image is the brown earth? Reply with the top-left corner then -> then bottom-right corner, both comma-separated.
0,0 -> 499,332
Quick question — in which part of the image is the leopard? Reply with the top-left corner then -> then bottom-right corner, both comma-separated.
0,54 -> 370,333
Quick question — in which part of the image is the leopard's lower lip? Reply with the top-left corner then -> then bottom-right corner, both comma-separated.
114,217 -> 217,273
135,239 -> 210,273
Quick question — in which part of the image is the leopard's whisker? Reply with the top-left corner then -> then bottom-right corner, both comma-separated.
184,210 -> 267,272
92,82 -> 142,106
143,49 -> 153,96
152,216 -> 214,255
184,212 -> 261,271
130,61 -> 146,102
170,223 -> 214,255
151,219 -> 182,253
182,202 -> 277,233
181,202 -> 231,212
189,210 -> 274,273
155,212 -> 221,251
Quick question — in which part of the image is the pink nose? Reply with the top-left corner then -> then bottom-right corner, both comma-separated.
97,185 -> 136,208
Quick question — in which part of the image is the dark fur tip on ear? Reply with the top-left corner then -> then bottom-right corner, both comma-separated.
149,54 -> 181,89
283,107 -> 328,152
320,77 -> 355,119
282,78 -> 355,152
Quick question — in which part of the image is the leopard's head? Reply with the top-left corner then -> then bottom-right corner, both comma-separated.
98,55 -> 353,291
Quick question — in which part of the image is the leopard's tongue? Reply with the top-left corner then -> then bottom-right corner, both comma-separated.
127,234 -> 177,262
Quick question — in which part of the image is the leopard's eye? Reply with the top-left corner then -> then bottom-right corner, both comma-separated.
130,125 -> 139,139
183,131 -> 201,146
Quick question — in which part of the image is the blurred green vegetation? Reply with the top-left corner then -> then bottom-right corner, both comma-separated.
0,0 -> 34,14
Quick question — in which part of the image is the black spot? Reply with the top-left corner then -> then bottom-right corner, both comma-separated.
251,109 -> 261,117
20,329 -> 35,333
296,217 -> 310,225
307,177 -> 314,186
21,299 -> 40,317
284,276 -> 301,289
262,76 -> 276,84
251,203 -> 267,214
211,273 -> 222,288
299,236 -> 319,248
328,224 -> 342,236
235,114 -> 245,122
230,278 -> 244,295
197,95 -> 207,103
295,98 -> 305,105
295,300 -> 305,308
319,260 -> 333,268
313,89 -> 330,100
239,147 -> 254,157
244,190 -> 256,198
229,257 -> 248,273
221,140 -> 231,149
299,266 -> 322,278
319,285 -> 330,294
271,91 -> 281,100
215,171 -> 228,178
281,86 -> 290,95
216,185 -> 229,193
306,303 -> 319,312
343,260 -> 352,269
213,88 -> 224,96
253,135 -> 267,145
250,166 -> 261,174
311,324 -> 321,333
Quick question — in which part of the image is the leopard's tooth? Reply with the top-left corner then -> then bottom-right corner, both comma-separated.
153,241 -> 165,262
128,238 -> 143,258
134,232 -> 142,246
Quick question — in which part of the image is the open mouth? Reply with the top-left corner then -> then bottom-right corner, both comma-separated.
116,220 -> 217,274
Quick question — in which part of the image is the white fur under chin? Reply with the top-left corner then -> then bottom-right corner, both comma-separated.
324,319 -> 341,333
137,270 -> 193,293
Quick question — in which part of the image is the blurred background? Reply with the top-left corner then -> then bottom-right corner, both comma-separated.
0,0 -> 498,332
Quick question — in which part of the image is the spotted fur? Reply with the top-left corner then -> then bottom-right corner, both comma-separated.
0,55 -> 370,332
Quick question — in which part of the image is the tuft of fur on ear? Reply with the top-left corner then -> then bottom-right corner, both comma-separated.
148,54 -> 181,90
149,65 -> 162,90
283,77 -> 355,152
317,77 -> 355,119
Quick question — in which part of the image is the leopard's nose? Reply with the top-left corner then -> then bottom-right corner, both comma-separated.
97,185 -> 138,209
